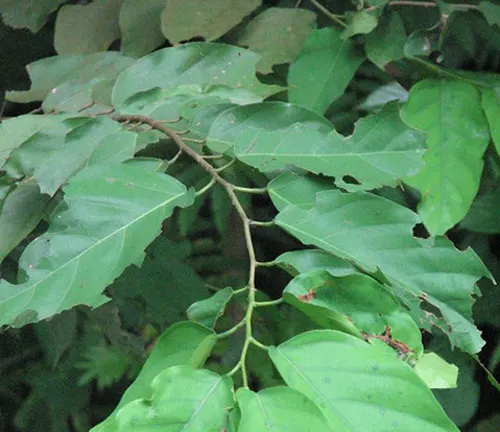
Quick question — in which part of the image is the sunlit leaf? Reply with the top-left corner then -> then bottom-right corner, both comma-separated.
237,387 -> 331,432
207,101 -> 425,189
161,0 -> 261,44
119,0 -> 166,57
288,27 -> 364,114
236,7 -> 316,74
270,330 -> 459,431
0,164 -> 195,327
414,352 -> 458,389
401,79 -> 490,235
91,322 -> 216,432
116,366 -> 234,431
275,190 -> 492,354
54,0 -> 122,54
276,249 -> 357,277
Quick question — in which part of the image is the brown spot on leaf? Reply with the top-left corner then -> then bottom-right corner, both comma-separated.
298,289 -> 316,303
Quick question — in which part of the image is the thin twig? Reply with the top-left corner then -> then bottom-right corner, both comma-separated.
195,178 -> 216,196
249,220 -> 275,227
254,298 -> 284,307
309,0 -> 346,27
167,150 -> 183,167
232,186 -> 268,194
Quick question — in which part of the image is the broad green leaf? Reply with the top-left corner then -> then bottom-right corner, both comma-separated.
0,114 -> 73,168
481,87 -> 500,156
401,79 -> 490,235
0,179 -> 50,264
236,7 -> 317,74
207,101 -> 426,189
112,43 -> 281,107
161,0 -> 261,44
268,172 -> 334,211
276,249 -> 357,277
478,1 -> 500,28
0,0 -> 66,32
269,330 -> 459,431
112,239 -> 210,330
116,366 -> 234,431
187,287 -> 234,328
461,184 -> 500,234
91,322 -> 216,432
34,309 -> 77,368
54,0 -> 122,54
288,27 -> 364,114
237,387 -> 331,432
284,270 -> 423,353
6,52 -> 134,104
275,190 -> 492,354
414,352 -> 458,389
0,164 -> 195,327
342,10 -> 379,39
119,0 -> 166,57
359,82 -> 408,111
365,11 -> 406,68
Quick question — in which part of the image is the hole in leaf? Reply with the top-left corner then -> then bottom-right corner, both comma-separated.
412,223 -> 430,239
342,175 -> 360,185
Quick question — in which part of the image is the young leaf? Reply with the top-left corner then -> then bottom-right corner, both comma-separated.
288,27 -> 364,114
161,0 -> 261,44
116,366 -> 234,431
207,101 -> 426,190
237,387 -> 332,432
414,353 -> 458,389
112,43 -> 281,107
269,330 -> 459,431
284,270 -> 424,354
119,0 -> 166,57
54,0 -> 122,54
91,322 -> 217,432
401,79 -> 490,235
275,190 -> 492,354
0,164 -> 195,327
236,7 -> 317,74
6,52 -> 134,105
342,10 -> 379,39
187,287 -> 234,328
0,0 -> 66,32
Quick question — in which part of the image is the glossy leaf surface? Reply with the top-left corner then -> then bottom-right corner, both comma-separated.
237,387 -> 331,432
288,27 -> 364,114
0,164 -> 194,327
275,190 -> 491,353
401,79 -> 490,235
207,102 -> 425,189
270,330 -> 459,431
116,366 -> 234,431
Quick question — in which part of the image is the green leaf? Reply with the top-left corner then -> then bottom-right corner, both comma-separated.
54,0 -> 122,54
359,82 -> 408,111
284,270 -> 423,354
161,0 -> 261,44
365,11 -> 406,68
236,7 -> 316,74
0,164 -> 195,327
0,114 -> 73,168
116,366 -> 234,431
0,0 -> 66,32
414,352 -> 458,389
237,387 -> 332,432
275,190 -> 492,354
288,27 -> 364,114
91,322 -> 216,432
207,101 -> 426,190
401,79 -> 490,235
187,287 -> 234,328
269,330 -> 459,431
0,179 -> 50,263
460,184 -> 500,234
112,43 -> 281,107
268,172 -> 334,211
481,87 -> 500,156
6,52 -> 134,104
342,10 -> 379,39
276,249 -> 357,277
478,1 -> 500,28
119,0 -> 166,57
